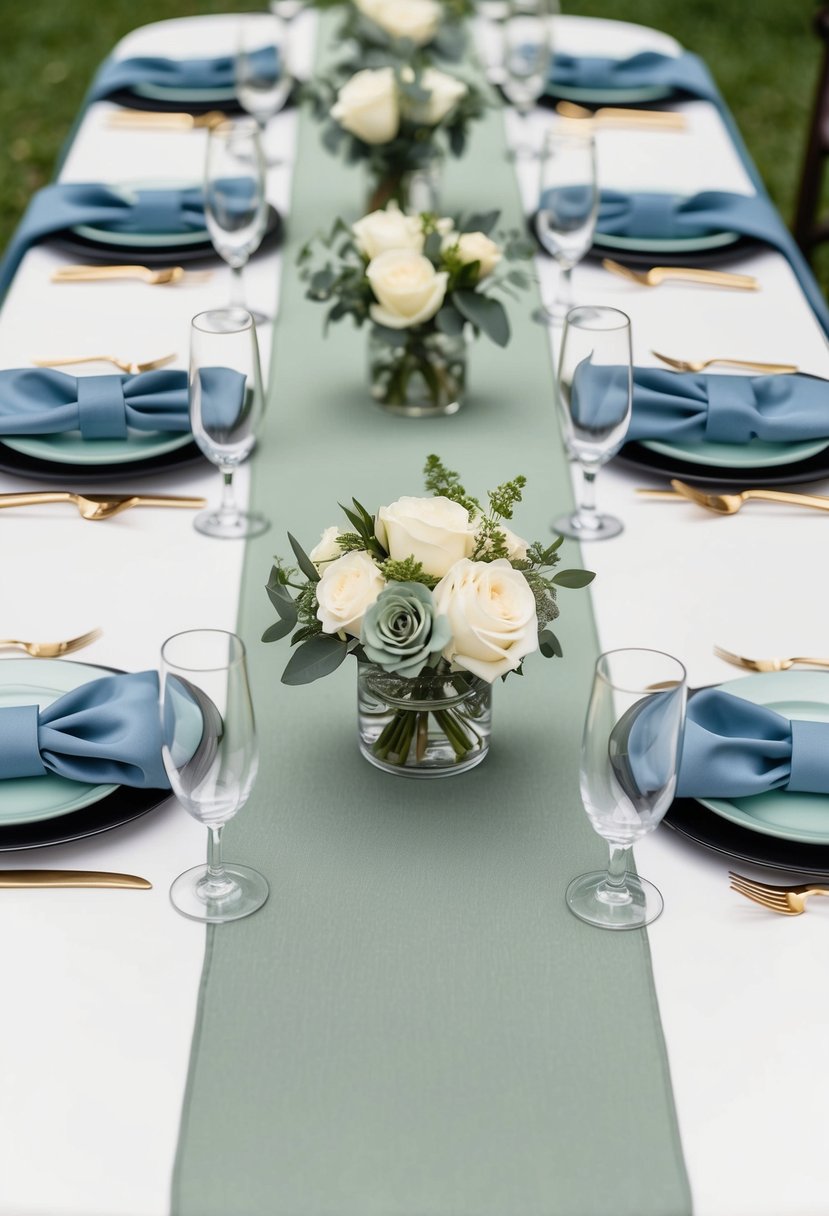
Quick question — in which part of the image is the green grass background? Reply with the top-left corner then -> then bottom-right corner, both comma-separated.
0,1 -> 824,283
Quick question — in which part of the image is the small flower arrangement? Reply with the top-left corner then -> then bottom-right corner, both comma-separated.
263,456 -> 594,774
342,0 -> 473,63
299,202 -> 533,413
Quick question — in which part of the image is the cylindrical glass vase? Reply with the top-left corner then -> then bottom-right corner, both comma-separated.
368,327 -> 467,417
357,663 -> 492,777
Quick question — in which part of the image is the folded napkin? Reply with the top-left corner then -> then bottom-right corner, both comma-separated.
538,187 -> 829,335
0,671 -> 170,788
0,367 -> 244,440
570,366 -> 828,446
88,45 -> 280,103
549,49 -> 718,104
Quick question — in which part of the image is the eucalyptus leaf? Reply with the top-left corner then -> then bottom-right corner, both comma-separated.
266,569 -> 299,620
454,291 -> 510,347
552,569 -> 596,588
539,629 -> 563,658
434,305 -> 465,336
262,618 -> 296,643
462,210 -> 499,236
288,532 -> 321,583
281,634 -> 350,686
371,323 -> 410,348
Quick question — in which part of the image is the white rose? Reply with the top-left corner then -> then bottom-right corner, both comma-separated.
433,558 -> 538,682
376,495 -> 477,578
309,526 -> 344,571
352,202 -> 425,260
472,518 -> 529,562
402,68 -> 467,126
367,250 -> 448,329
364,0 -> 441,45
443,231 -> 502,280
316,551 -> 385,638
331,68 -> 399,145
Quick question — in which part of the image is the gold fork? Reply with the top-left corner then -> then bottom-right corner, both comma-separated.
602,259 -> 758,291
51,265 -> 212,286
107,108 -> 226,131
0,627 -> 102,658
729,871 -> 829,916
652,349 -> 798,375
0,492 -> 206,520
666,478 -> 829,516
32,352 -> 176,375
714,645 -> 829,673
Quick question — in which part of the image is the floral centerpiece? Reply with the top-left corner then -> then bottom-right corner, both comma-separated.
263,456 -> 595,777
311,62 -> 486,211
299,202 -> 533,415
341,0 -> 472,64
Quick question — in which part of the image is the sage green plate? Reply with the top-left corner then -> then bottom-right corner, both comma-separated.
642,435 -> 829,469
3,431 -> 192,466
0,659 -> 118,826
596,229 -> 741,254
133,82 -> 237,103
698,671 -> 829,845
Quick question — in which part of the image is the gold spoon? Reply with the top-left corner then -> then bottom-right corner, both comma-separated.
0,492 -> 206,520
32,352 -> 176,374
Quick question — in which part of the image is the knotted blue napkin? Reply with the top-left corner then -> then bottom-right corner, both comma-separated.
0,366 -> 246,440
569,365 -> 829,446
539,186 -> 829,336
0,671 -> 170,788
549,49 -> 718,103
88,45 -> 280,103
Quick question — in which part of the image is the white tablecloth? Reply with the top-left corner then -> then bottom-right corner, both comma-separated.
1,12 -> 828,1216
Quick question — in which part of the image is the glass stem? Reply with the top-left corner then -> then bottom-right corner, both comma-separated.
218,468 -> 240,526
559,264 -> 573,316
576,461 -> 601,530
230,264 -> 245,310
599,842 -> 634,905
208,825 -> 225,882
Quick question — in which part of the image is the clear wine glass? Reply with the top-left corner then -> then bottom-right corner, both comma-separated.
204,117 -> 269,324
189,307 -> 270,540
235,13 -> 293,167
566,648 -> 687,930
535,127 -> 598,324
553,304 -> 632,541
501,0 -> 556,160
161,629 -> 269,924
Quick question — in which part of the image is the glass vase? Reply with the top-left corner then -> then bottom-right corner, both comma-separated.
357,663 -> 492,778
368,327 -> 467,417
364,155 -> 443,214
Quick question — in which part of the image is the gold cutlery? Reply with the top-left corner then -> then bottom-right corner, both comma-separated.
555,100 -> 687,130
51,265 -> 212,286
0,870 -> 151,889
32,352 -> 176,374
729,871 -> 829,916
0,492 -> 206,520
652,349 -> 798,375
714,645 -> 829,673
107,108 -> 226,131
0,627 -> 102,658
636,479 -> 829,515
602,258 -> 758,291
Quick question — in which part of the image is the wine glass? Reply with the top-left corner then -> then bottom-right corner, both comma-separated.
553,305 -> 632,541
235,13 -> 293,167
566,648 -> 687,930
161,629 -> 269,924
204,117 -> 269,324
535,127 -> 598,324
189,307 -> 270,540
501,0 -> 556,159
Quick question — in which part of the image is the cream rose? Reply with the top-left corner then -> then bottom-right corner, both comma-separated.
361,0 -> 441,45
367,250 -> 448,329
432,558 -> 538,682
352,203 -> 425,259
331,68 -> 399,145
443,231 -> 502,280
402,68 -> 467,126
315,551 -> 385,638
309,526 -> 344,571
376,495 -> 477,578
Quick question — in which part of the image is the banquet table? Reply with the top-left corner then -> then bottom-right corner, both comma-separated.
2,9 -> 829,1216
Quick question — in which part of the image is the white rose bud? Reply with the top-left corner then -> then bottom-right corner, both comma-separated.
309,526 -> 344,571
363,0 -> 441,46
315,551 -> 385,638
443,231 -> 502,280
331,67 -> 400,145
376,495 -> 477,578
402,67 -> 467,126
352,202 -> 425,260
367,250 -> 448,329
433,558 -> 539,682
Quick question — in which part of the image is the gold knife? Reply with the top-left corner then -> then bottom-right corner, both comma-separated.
555,100 -> 687,129
0,870 -> 152,889
107,109 -> 226,131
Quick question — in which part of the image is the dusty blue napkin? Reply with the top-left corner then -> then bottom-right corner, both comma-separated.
0,671 -> 171,788
549,49 -> 718,103
88,45 -> 280,103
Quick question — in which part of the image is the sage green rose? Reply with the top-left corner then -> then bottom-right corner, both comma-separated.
360,582 -> 451,677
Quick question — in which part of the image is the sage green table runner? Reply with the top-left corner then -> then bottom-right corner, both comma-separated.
172,23 -> 691,1216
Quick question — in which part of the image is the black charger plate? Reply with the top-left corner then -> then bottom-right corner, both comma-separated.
106,80 -> 300,115
663,796 -> 829,877
616,439 -> 829,488
0,438 -> 205,483
49,203 -> 283,267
